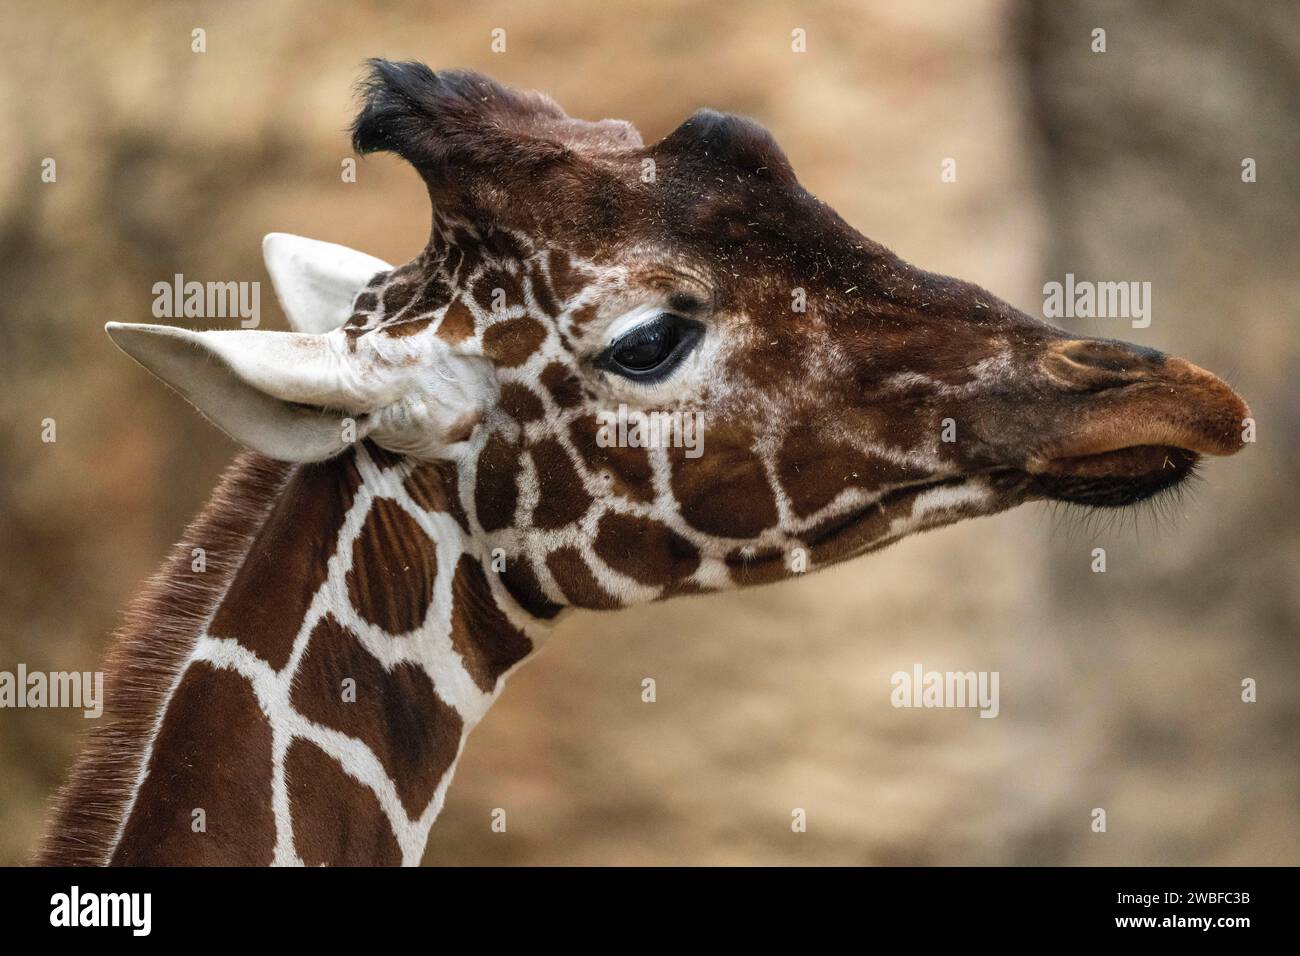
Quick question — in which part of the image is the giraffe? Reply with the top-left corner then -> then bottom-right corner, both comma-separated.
37,61 -> 1250,866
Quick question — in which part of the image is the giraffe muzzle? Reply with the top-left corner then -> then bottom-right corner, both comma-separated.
1020,338 -> 1251,506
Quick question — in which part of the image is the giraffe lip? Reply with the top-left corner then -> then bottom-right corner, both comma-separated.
1030,444 -> 1198,478
1029,447 -> 1190,478
1026,358 -> 1251,471
1027,422 -> 1241,469
1022,445 -> 1200,507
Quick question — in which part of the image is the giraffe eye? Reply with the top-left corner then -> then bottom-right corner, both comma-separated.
596,314 -> 704,383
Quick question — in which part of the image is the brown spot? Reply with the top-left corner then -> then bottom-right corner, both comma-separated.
547,249 -> 591,302
435,460 -> 471,533
527,263 -> 559,317
669,426 -> 778,538
472,268 -> 525,315
382,279 -> 418,318
724,308 -> 806,383
291,615 -> 462,820
449,228 -> 483,283
112,663 -> 274,865
411,276 -> 452,313
286,738 -> 402,866
404,464 -> 448,514
499,554 -> 563,619
483,316 -> 547,368
778,431 -> 870,518
384,317 -> 432,338
209,454 -> 361,669
594,512 -> 699,586
540,361 -> 584,408
347,276 -> 386,326
569,303 -> 600,332
778,430 -> 930,518
346,498 -> 438,634
499,383 -> 544,423
568,413 -> 655,503
530,438 -> 591,529
443,246 -> 465,285
802,503 -> 892,566
482,228 -> 527,262
438,297 -> 476,343
547,546 -> 622,609
448,555 -> 534,690
473,433 -> 521,532
856,403 -> 936,465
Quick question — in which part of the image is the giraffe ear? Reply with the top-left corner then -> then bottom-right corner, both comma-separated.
262,233 -> 392,334
106,322 -> 491,463
105,323 -> 392,462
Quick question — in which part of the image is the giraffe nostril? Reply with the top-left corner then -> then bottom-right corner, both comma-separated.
1061,338 -> 1163,370
1045,338 -> 1165,389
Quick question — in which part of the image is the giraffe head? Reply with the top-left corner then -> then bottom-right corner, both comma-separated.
108,61 -> 1250,613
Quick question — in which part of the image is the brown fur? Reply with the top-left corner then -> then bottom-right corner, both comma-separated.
111,662 -> 276,865
447,556 -> 534,689
498,556 -> 564,620
291,614 -> 461,818
210,455 -> 362,669
287,738 -> 403,866
346,497 -> 439,633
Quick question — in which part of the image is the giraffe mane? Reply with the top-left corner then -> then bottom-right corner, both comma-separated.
33,453 -> 291,865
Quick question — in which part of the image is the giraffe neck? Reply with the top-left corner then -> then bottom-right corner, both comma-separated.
38,442 -> 545,866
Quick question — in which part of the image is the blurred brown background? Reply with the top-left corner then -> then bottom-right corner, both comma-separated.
1,0 -> 1296,865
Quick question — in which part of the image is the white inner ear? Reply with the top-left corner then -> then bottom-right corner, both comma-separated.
106,321 -> 495,464
105,323 -> 369,462
263,233 -> 392,334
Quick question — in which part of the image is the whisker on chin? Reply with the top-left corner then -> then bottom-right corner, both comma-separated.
1042,458 -> 1203,545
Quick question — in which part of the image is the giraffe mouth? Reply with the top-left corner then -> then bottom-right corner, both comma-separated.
1023,444 -> 1201,508
1015,354 -> 1250,507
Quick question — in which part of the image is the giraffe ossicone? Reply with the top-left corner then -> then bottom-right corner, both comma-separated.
40,60 -> 1250,866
